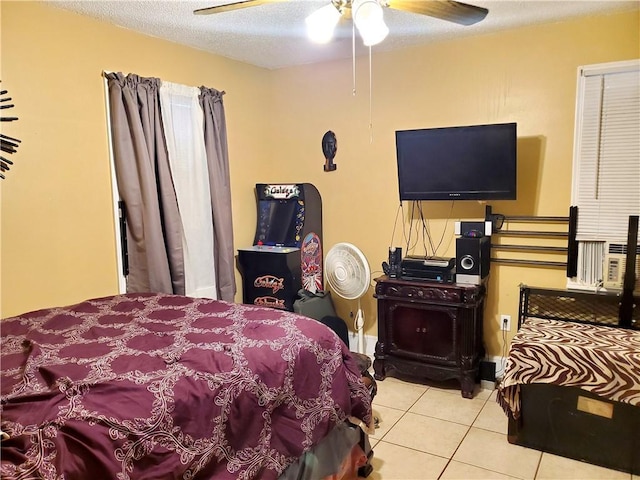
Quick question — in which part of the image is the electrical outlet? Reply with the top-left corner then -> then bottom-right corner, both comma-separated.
500,314 -> 511,331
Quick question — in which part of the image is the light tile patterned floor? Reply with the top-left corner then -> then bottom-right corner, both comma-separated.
366,377 -> 638,480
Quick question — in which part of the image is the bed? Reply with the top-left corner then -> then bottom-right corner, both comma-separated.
0,293 -> 374,480
497,286 -> 640,475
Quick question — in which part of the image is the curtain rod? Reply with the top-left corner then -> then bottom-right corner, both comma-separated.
101,70 -> 225,95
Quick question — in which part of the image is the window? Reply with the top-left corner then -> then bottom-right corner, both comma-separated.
569,60 -> 640,290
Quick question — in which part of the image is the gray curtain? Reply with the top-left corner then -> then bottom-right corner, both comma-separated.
105,73 -> 236,301
200,87 -> 236,302
105,72 -> 185,295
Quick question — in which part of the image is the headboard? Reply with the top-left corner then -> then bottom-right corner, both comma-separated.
518,284 -> 639,331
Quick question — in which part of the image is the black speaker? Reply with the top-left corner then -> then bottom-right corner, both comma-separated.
480,360 -> 496,382
456,236 -> 490,285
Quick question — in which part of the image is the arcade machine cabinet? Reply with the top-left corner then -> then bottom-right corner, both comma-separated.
238,183 -> 323,311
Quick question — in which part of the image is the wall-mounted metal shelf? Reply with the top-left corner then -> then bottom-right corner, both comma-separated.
485,206 -> 578,274
493,230 -> 568,238
518,284 -> 639,330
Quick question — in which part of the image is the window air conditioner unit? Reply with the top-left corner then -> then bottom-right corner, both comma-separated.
603,242 -> 640,290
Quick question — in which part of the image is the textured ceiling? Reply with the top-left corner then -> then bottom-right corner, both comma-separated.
48,0 -> 639,69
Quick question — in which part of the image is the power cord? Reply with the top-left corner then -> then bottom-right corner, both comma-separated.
495,323 -> 510,384
389,202 -> 402,248
417,202 -> 436,256
404,202 -> 420,255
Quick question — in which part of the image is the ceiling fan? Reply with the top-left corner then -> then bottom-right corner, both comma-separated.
194,1 -> 489,45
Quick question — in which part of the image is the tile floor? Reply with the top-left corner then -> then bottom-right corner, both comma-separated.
366,376 -> 638,480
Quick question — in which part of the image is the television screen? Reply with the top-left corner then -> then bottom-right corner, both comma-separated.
395,122 -> 517,201
254,199 -> 300,247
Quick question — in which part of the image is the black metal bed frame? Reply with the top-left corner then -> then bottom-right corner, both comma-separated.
517,284 -> 639,330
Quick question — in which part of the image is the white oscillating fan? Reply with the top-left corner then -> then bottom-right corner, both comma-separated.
325,243 -> 371,354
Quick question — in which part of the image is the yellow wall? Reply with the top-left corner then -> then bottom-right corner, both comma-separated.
0,1 -> 272,315
2,2 -> 638,356
268,10 -> 639,354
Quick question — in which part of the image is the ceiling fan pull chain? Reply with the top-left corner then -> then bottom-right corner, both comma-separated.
352,21 -> 356,96
369,46 -> 374,144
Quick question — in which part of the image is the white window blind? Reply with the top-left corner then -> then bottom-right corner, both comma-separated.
572,60 -> 640,243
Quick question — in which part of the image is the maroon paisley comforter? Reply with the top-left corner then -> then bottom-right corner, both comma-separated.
0,293 -> 372,479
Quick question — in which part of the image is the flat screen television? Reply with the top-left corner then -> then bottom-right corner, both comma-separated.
395,122 -> 517,201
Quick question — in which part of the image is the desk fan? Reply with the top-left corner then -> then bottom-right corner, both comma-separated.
325,243 -> 371,354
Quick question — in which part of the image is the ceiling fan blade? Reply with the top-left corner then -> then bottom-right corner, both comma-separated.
194,0 -> 286,15
385,0 -> 488,26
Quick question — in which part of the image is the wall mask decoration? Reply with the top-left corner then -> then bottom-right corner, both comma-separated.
322,130 -> 337,172
0,81 -> 20,180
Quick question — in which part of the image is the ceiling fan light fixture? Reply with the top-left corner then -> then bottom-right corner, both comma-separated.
352,0 -> 383,27
352,0 -> 388,46
305,3 -> 341,44
358,19 -> 389,46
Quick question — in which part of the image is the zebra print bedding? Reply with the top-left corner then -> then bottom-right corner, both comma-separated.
497,317 -> 640,419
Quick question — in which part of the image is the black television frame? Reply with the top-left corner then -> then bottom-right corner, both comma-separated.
395,122 -> 517,201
